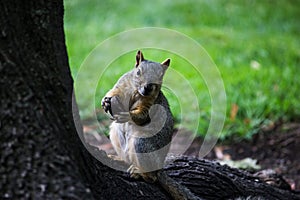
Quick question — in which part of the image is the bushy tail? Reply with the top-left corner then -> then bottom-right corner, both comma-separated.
156,171 -> 202,200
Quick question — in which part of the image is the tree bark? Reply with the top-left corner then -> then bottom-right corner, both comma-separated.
163,156 -> 300,200
0,1 -> 299,200
0,0 -> 93,199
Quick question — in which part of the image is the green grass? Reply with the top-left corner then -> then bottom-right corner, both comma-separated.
64,0 -> 300,139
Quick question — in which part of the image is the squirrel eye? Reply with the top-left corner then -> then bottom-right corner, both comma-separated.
136,69 -> 141,76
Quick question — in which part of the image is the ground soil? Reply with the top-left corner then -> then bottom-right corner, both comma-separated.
84,122 -> 300,191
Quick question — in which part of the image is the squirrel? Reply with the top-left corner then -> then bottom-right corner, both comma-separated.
102,51 -> 200,200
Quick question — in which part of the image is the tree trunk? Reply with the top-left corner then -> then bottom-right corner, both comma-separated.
0,0 -> 93,199
0,1 -> 299,200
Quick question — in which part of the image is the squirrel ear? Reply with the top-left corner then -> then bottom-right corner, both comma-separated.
161,58 -> 171,68
135,50 -> 145,67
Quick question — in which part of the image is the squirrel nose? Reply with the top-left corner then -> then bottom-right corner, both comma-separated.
139,83 -> 155,96
144,83 -> 153,92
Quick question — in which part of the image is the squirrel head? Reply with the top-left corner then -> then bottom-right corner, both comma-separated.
134,50 -> 170,97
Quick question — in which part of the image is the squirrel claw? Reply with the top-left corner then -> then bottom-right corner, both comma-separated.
101,96 -> 113,116
130,173 -> 141,180
127,165 -> 141,179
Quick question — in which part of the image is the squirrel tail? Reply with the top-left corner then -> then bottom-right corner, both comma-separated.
156,171 -> 202,200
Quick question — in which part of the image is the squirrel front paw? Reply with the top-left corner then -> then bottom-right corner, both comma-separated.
113,112 -> 131,123
102,96 -> 113,116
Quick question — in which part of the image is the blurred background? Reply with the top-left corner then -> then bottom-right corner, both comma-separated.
64,0 -> 299,140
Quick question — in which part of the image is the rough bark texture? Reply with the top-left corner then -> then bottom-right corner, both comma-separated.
0,0 -> 93,199
164,156 -> 300,200
0,1 -> 299,200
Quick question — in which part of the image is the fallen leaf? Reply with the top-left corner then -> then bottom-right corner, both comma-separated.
230,103 -> 239,121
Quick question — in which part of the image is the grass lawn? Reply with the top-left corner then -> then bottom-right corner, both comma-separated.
64,0 -> 300,139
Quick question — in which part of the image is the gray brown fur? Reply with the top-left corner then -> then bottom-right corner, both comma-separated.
102,51 -> 199,200
102,51 -> 173,179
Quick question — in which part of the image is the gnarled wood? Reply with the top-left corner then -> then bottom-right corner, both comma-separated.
163,156 -> 299,199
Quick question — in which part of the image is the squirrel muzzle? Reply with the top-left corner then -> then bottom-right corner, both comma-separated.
138,83 -> 158,97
